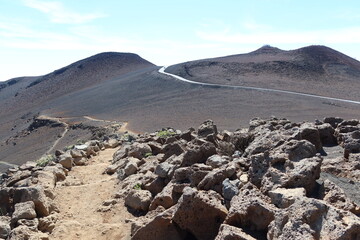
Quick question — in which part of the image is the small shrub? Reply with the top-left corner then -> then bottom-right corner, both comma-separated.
63,145 -> 74,151
76,139 -> 86,145
144,152 -> 153,158
36,154 -> 55,167
157,130 -> 176,138
133,183 -> 142,190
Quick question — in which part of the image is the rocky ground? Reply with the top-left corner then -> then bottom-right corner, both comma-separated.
0,116 -> 360,239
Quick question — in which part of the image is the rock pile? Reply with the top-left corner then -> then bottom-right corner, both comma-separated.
0,138 -> 120,240
108,117 -> 360,240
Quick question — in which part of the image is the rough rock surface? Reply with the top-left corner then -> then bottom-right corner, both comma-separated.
110,117 -> 360,240
2,117 -> 360,240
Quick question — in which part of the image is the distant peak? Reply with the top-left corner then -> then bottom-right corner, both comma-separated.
250,45 -> 283,54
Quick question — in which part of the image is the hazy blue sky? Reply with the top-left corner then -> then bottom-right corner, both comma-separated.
1,0 -> 360,80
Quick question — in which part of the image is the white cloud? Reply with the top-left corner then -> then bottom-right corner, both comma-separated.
196,27 -> 360,45
22,0 -> 106,24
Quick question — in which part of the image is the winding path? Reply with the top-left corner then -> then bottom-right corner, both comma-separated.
159,66 -> 360,105
38,115 -> 69,155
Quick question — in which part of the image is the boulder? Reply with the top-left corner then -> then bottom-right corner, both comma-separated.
13,186 -> 50,217
103,138 -> 119,148
155,162 -> 174,179
225,184 -> 276,239
11,201 -> 37,224
299,123 -> 322,151
58,154 -> 73,170
38,214 -> 58,233
222,178 -> 240,201
128,143 -> 152,159
206,155 -> 230,168
149,183 -> 179,210
320,179 -> 360,215
181,141 -> 216,167
215,224 -> 257,240
323,117 -> 344,128
0,216 -> 11,239
125,190 -> 153,212
268,187 -> 306,208
5,170 -> 32,187
172,187 -> 228,240
162,143 -> 184,160
198,119 -> 218,138
268,197 -> 360,239
173,164 -> 212,187
316,123 -> 336,145
132,207 -> 186,240
0,188 -> 12,215
198,165 -> 236,192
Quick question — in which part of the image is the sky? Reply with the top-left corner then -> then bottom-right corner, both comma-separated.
1,0 -> 360,81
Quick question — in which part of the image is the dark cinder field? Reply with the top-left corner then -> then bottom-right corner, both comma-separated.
0,46 -> 359,167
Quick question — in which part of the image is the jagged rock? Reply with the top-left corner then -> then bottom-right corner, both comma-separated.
128,143 -> 152,159
272,139 -> 317,162
58,154 -> 73,170
5,170 -> 32,187
198,119 -> 218,138
172,187 -> 228,240
124,160 -> 138,176
155,162 -> 174,178
43,165 -> 66,182
112,144 -> 131,163
162,142 -> 184,160
149,182 -> 179,210
13,186 -> 50,217
222,178 -> 240,201
33,171 -> 56,191
181,141 -> 216,167
54,150 -> 64,157
316,123 -> 336,145
206,155 -> 230,168
321,155 -> 360,181
73,157 -> 87,166
147,141 -> 163,155
19,162 -> 37,171
38,214 -> 58,233
8,225 -> 49,240
103,138 -> 119,148
299,123 -> 322,151
320,179 -> 360,215
225,184 -> 276,239
215,224 -> 256,240
17,218 -> 39,231
125,190 -> 153,212
324,117 -> 344,128
143,176 -> 166,196
268,197 -> 360,239
11,201 -> 37,224
0,188 -> 12,215
70,149 -> 85,158
132,206 -> 186,240
0,216 -> 11,239
180,130 -> 193,142
173,164 -> 212,187
268,187 -> 306,208
198,164 -> 236,192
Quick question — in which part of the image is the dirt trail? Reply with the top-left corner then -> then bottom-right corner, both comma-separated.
38,115 -> 69,155
50,147 -> 132,240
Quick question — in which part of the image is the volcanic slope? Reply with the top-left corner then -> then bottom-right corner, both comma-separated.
166,45 -> 360,101
0,52 -> 155,169
1,46 -> 360,169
